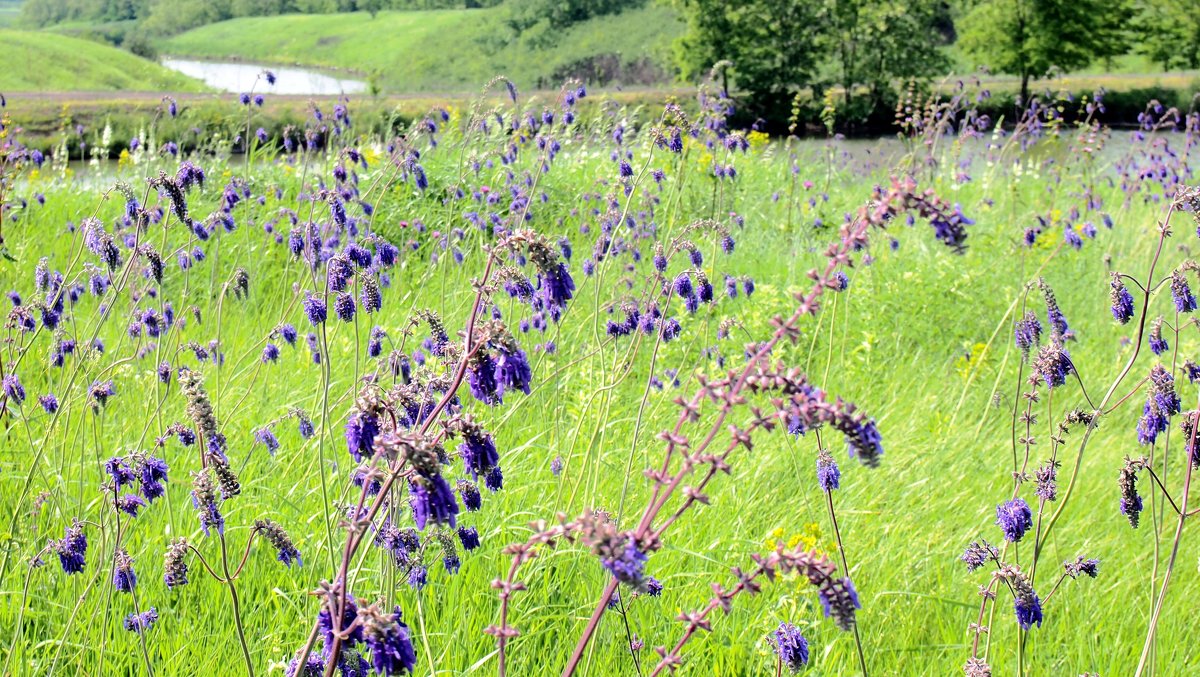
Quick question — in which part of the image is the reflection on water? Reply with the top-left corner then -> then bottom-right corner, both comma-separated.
162,58 -> 368,95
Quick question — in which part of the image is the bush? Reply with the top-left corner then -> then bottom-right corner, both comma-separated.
123,32 -> 158,61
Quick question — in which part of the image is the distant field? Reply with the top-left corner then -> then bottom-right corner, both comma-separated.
951,70 -> 1200,98
161,6 -> 683,93
0,29 -> 205,92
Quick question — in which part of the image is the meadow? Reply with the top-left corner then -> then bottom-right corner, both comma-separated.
0,74 -> 1198,677
0,29 -> 204,92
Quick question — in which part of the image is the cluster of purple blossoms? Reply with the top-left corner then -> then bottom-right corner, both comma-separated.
769,622 -> 810,673
1009,570 -> 1042,630
1063,555 -> 1100,579
605,301 -> 683,344
1148,317 -> 1169,355
2,372 -> 25,408
458,421 -> 500,483
1031,340 -> 1074,388
1137,364 -> 1180,445
409,473 -> 460,531
495,344 -> 532,395
457,526 -> 481,551
1014,310 -> 1043,357
816,576 -> 861,630
995,498 -> 1033,543
535,261 -> 575,317
457,479 -> 482,511
1039,280 -> 1072,341
363,605 -> 418,675
1110,274 -> 1134,324
1185,360 -> 1200,384
124,608 -> 158,634
1119,457 -> 1147,528
466,334 -> 532,406
88,379 -> 116,409
113,549 -> 137,592
960,540 -> 999,573
1171,269 -> 1197,312
304,293 -> 327,325
191,469 -> 225,536
839,414 -> 884,468
816,449 -> 841,492
105,453 -> 170,512
601,536 -> 650,592
368,326 -> 387,357
309,595 -> 417,676
256,519 -> 302,567
345,408 -> 380,463
334,292 -> 356,322
50,521 -> 88,574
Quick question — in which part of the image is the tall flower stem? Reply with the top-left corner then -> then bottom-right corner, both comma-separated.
220,532 -> 254,677
1135,404 -> 1198,676
815,428 -> 868,676
826,476 -> 868,675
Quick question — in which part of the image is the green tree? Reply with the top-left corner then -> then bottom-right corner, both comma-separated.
1132,0 -> 1200,71
820,0 -> 951,110
672,0 -> 824,119
142,0 -> 231,35
958,0 -> 1130,102
503,0 -> 645,48
358,0 -> 387,17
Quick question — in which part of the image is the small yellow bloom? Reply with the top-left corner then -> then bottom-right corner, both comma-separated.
955,342 -> 988,381
746,130 -> 770,152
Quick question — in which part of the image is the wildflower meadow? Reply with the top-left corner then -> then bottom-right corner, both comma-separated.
2,62 -> 1200,677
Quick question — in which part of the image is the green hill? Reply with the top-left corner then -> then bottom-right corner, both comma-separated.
161,6 -> 683,93
0,29 -> 205,91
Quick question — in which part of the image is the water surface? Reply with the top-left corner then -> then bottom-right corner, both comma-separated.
162,58 -> 368,95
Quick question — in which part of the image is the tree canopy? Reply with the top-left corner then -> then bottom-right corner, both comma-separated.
957,0 -> 1131,102
673,0 -> 950,124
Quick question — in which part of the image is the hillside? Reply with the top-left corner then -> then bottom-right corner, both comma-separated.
0,29 -> 205,91
161,6 -> 683,93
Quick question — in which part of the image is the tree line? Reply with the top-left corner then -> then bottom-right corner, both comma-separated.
18,0 -> 504,36
16,0 -> 1200,122
674,0 -> 1198,124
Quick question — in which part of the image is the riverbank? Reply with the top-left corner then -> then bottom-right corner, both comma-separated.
4,80 -> 1198,157
0,88 -> 684,155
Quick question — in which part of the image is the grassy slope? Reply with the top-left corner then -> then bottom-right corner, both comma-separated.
161,6 -> 683,92
0,29 -> 205,91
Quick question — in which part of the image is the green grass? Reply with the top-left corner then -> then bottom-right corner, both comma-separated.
161,6 -> 683,93
0,99 -> 1198,677
0,29 -> 205,91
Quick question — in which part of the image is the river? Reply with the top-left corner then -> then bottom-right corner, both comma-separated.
161,58 -> 369,95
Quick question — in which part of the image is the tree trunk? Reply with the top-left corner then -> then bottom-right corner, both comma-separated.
1020,71 -> 1030,105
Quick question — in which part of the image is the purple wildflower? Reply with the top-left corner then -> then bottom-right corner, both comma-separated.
995,498 -> 1033,542
769,623 -> 809,673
